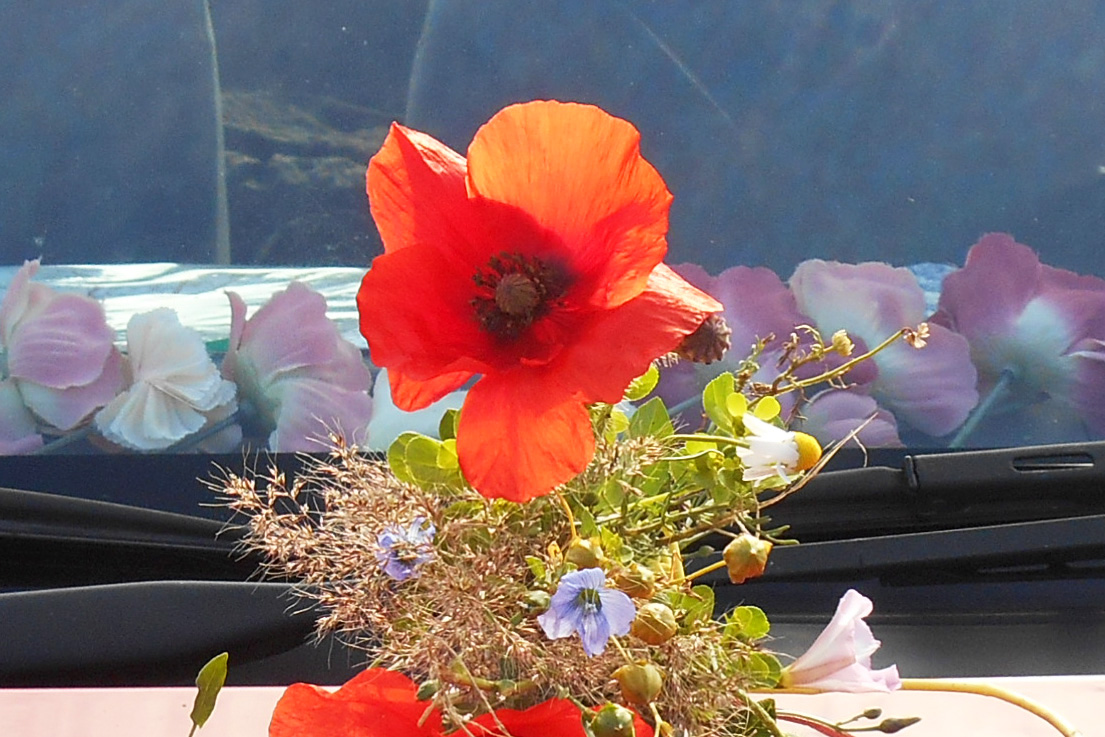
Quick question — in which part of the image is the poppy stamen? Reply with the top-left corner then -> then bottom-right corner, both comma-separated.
471,251 -> 567,339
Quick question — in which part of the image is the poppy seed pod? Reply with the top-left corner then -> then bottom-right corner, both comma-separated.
590,703 -> 637,737
722,534 -> 772,584
613,663 -> 664,705
613,563 -> 657,599
630,602 -> 679,645
565,538 -> 606,569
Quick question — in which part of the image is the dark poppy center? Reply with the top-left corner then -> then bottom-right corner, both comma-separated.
471,251 -> 568,340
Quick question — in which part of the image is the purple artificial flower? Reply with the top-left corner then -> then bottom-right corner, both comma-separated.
223,282 -> 373,451
0,379 -> 44,453
375,517 -> 436,582
781,589 -> 901,693
790,259 -> 978,438
537,567 -> 636,656
931,233 -> 1105,441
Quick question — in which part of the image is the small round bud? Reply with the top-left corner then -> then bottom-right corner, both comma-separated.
590,703 -> 636,737
415,679 -> 440,701
722,534 -> 772,584
613,663 -> 664,705
565,538 -> 605,569
630,602 -> 679,645
613,563 -> 657,599
830,329 -> 854,356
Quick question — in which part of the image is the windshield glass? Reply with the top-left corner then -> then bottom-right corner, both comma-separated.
2,2 -> 1103,458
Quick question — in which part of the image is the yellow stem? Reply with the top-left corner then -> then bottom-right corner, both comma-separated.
684,558 -> 728,582
774,328 -> 909,396
553,489 -> 580,542
898,678 -> 1082,737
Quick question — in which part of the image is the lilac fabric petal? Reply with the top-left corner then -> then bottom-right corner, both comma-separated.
798,390 -> 902,448
5,293 -> 115,389
0,380 -> 43,454
791,260 -> 927,344
932,233 -> 1042,336
869,327 -> 978,436
18,347 -> 125,431
268,379 -> 373,452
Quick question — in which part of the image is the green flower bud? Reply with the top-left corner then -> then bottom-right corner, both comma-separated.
415,679 -> 440,701
629,602 -> 679,645
722,534 -> 772,584
613,563 -> 657,599
612,662 -> 663,705
565,538 -> 605,568
589,703 -> 636,737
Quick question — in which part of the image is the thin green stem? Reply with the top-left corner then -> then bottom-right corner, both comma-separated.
740,690 -> 788,737
773,328 -> 911,397
684,558 -> 727,582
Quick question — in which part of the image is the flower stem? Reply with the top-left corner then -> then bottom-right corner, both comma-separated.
898,678 -> 1081,737
947,368 -> 1015,448
553,488 -> 580,542
32,424 -> 94,454
773,328 -> 910,397
775,712 -> 854,737
683,558 -> 728,582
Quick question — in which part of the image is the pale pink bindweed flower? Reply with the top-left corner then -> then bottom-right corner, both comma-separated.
781,588 -> 901,693
0,259 -> 123,437
222,281 -> 373,451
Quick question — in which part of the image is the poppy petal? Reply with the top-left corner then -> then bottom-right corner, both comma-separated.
457,371 -> 594,502
367,122 -> 478,262
467,101 -> 672,308
357,246 -> 495,387
551,264 -> 721,404
269,669 -> 442,737
388,367 -> 473,413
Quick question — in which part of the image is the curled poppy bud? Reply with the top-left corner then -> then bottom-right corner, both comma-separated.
722,534 -> 772,584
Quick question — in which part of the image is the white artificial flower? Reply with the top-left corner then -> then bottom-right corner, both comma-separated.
95,308 -> 237,450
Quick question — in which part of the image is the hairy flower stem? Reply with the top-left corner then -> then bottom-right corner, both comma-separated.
899,678 -> 1082,737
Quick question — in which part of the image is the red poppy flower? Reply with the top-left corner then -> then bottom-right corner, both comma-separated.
269,668 -> 443,737
469,698 -> 654,737
357,100 -> 721,501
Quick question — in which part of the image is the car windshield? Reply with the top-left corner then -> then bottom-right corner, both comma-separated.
2,2 -> 1103,461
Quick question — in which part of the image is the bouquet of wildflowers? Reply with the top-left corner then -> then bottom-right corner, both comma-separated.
218,101 -> 1081,737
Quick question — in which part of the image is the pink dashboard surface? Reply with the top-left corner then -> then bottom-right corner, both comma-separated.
0,677 -> 1101,736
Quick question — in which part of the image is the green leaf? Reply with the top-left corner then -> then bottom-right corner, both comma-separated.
624,364 -> 660,401
725,391 -> 748,419
752,396 -> 781,421
603,407 -> 631,443
438,408 -> 460,441
727,605 -> 771,641
745,651 -> 783,688
190,652 -> 228,730
628,397 -> 674,438
683,584 -> 716,626
387,432 -> 420,484
575,504 -> 599,538
204,338 -> 230,354
702,373 -> 736,431
525,555 -> 547,581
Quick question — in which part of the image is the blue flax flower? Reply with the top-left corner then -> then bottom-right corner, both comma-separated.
375,517 -> 436,582
537,567 -> 636,656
